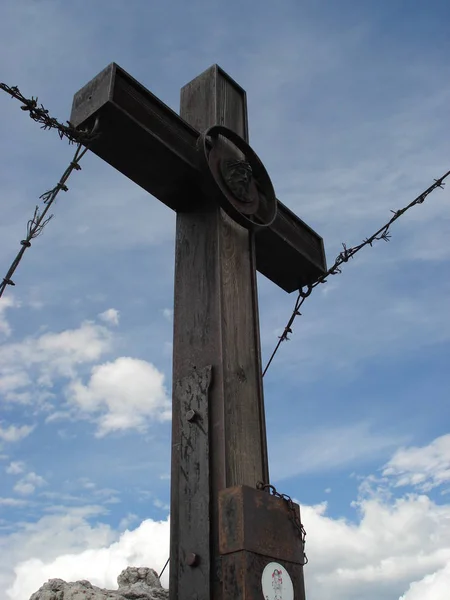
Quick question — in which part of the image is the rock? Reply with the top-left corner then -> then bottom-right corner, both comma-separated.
29,567 -> 169,600
117,567 -> 168,600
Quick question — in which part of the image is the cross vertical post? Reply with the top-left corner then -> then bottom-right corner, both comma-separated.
170,66 -> 269,600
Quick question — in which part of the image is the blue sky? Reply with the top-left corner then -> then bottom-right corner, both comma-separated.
0,1 -> 450,599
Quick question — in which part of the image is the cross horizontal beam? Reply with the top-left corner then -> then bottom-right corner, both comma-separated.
70,63 -> 326,292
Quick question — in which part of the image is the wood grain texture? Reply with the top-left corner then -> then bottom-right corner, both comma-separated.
70,63 -> 327,293
179,64 -> 269,485
170,202 -> 225,600
170,65 -> 269,600
175,366 -> 212,600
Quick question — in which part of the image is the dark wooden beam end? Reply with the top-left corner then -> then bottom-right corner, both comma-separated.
70,63 -> 201,212
257,201 -> 327,292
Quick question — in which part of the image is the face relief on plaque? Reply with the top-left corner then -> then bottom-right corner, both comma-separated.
261,562 -> 294,600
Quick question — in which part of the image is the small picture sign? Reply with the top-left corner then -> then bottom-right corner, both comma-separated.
261,561 -> 294,600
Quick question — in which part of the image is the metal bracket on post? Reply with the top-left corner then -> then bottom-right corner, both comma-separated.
219,486 -> 307,600
174,365 -> 212,600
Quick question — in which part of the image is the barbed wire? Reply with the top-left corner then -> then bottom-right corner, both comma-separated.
263,169 -> 450,377
0,141 -> 96,299
3,84 -> 449,379
0,82 -> 100,299
0,82 -> 96,144
158,557 -> 170,579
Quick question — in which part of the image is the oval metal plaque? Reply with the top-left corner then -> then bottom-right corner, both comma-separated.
199,125 -> 277,230
261,562 -> 294,600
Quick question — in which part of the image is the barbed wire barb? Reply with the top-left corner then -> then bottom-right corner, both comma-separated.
0,81 -> 102,299
263,169 -> 450,377
0,82 -> 97,144
0,126 -> 98,299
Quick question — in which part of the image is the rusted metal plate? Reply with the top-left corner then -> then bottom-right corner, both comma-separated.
219,485 -> 304,564
222,551 -> 306,600
173,365 -> 212,600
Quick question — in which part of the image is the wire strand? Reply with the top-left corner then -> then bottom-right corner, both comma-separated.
0,142 -> 95,298
263,170 -> 450,376
159,557 -> 170,579
0,82 -> 96,144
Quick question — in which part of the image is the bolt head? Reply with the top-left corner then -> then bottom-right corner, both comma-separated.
186,552 -> 199,567
186,409 -> 197,422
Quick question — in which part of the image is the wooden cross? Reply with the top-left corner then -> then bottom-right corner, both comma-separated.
71,64 -> 326,600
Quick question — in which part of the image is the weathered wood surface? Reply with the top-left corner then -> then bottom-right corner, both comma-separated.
170,65 -> 269,600
179,64 -> 269,485
175,366 -> 212,600
70,63 -> 326,292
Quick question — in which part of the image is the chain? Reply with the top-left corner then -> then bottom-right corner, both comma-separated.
263,169 -> 450,376
256,481 -> 308,566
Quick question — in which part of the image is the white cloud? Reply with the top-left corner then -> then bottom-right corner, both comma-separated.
0,321 -> 113,394
29,322 -> 112,378
14,472 -> 46,496
4,512 -> 170,600
0,320 -> 114,416
98,309 -> 120,327
0,505 -> 114,596
0,372 -> 32,397
0,498 -> 28,507
0,424 -> 34,443
67,357 -> 171,437
12,482 -> 35,496
401,563 -> 450,600
2,437 -> 450,600
6,461 -> 25,475
0,296 -> 18,338
0,316 -> 171,439
383,434 -> 450,492
301,492 -> 450,600
3,488 -> 450,600
1,435 -> 450,600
